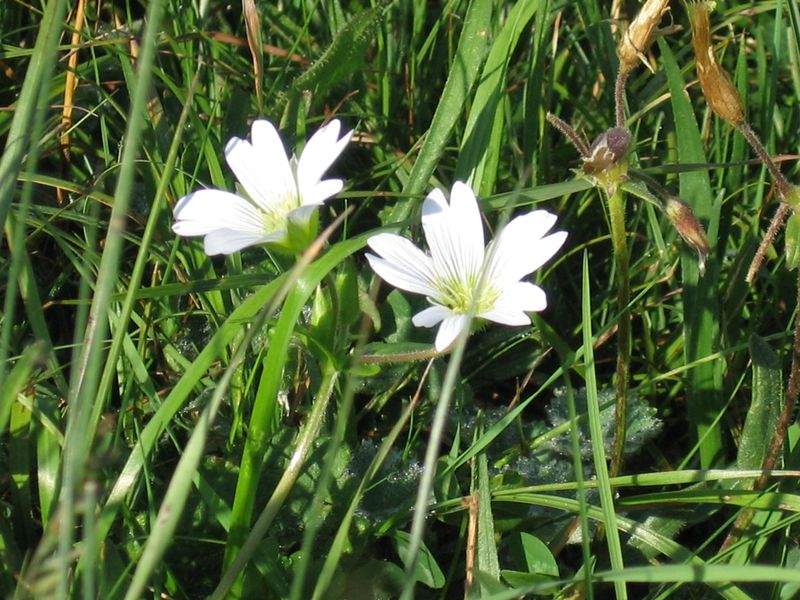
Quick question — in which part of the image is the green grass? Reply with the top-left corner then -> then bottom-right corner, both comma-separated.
2,0 -> 800,598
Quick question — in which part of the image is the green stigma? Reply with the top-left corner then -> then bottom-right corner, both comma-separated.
436,272 -> 499,315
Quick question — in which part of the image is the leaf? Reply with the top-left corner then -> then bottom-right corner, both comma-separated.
390,0 -> 493,222
475,453 -> 500,580
330,559 -> 405,599
507,532 -> 558,578
738,335 -> 782,470
393,531 -> 445,589
785,212 -> 800,270
283,3 -> 387,115
0,341 -> 46,437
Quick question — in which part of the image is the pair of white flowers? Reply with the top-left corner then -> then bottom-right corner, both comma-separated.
173,120 -> 566,351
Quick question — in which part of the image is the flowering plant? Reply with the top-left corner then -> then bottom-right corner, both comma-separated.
172,119 -> 351,255
366,181 -> 567,351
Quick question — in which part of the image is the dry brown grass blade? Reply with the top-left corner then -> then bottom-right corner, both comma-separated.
242,0 -> 263,112
61,0 -> 86,163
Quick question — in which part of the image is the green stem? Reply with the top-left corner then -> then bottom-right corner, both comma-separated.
211,363 -> 340,600
607,186 -> 630,478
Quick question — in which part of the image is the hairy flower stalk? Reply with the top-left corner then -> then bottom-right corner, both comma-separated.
547,114 -> 633,477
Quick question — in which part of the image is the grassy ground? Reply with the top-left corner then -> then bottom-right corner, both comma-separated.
2,0 -> 800,598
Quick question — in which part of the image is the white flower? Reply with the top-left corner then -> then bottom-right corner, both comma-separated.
172,119 -> 352,255
366,181 -> 567,352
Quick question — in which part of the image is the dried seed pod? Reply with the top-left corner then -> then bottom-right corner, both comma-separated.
686,1 -> 745,127
665,195 -> 710,274
617,0 -> 671,73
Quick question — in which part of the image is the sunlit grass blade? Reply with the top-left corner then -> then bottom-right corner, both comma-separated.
390,0 -> 492,222
455,0 -> 539,195
660,37 -> 725,469
581,252 -> 626,599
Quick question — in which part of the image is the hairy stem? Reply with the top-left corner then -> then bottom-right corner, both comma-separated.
746,202 -> 790,283
546,112 -> 590,158
615,68 -> 630,130
738,122 -> 792,200
607,186 -> 631,478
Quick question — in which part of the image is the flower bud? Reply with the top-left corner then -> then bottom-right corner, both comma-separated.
785,186 -> 800,210
665,196 -> 710,274
785,212 -> 800,270
686,1 -> 745,127
582,127 -> 632,175
617,0 -> 671,73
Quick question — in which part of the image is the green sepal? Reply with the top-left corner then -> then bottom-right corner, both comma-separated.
785,211 -> 800,270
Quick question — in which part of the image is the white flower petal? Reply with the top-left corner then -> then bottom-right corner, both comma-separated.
225,122 -> 296,214
434,314 -> 471,352
203,229 -> 276,255
366,253 -> 439,297
297,120 -> 352,202
367,232 -> 439,282
172,189 -> 265,237
302,178 -> 344,207
481,282 -> 547,324
412,305 -> 451,328
422,183 -> 484,285
487,211 -> 567,284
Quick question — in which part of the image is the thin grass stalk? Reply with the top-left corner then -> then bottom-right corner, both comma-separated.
399,328 -> 469,600
132,209 -> 350,599
123,301 -> 282,600
389,0 -> 492,222
563,378 -> 594,600
607,187 -> 631,478
289,301 -> 419,599
0,0 -> 69,227
55,1 -> 165,595
211,364 -> 340,600
81,481 -> 97,600
581,253 -> 626,599
91,69 -> 201,443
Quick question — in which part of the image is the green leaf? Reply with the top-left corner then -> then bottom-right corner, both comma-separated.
456,0 -> 540,194
508,532 -> 558,578
738,335 -> 782,470
500,570 -> 557,589
330,559 -> 405,599
285,4 -> 387,113
0,341 -> 46,437
475,452 -> 500,581
393,531 -> 445,589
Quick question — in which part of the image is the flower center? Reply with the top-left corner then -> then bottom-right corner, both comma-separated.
435,272 -> 500,315
259,191 -> 300,233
